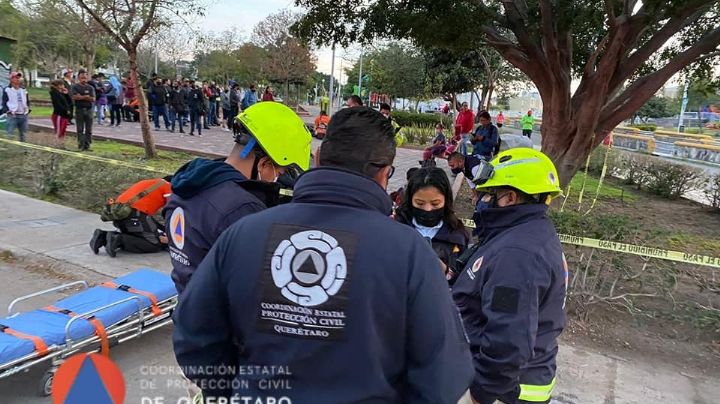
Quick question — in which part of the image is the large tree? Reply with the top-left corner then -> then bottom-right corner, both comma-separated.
75,0 -> 204,159
294,0 -> 720,185
253,10 -> 316,102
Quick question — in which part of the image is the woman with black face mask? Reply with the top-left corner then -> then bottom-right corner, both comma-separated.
395,167 -> 469,284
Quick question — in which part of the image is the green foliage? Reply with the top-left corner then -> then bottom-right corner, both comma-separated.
400,125 -> 435,146
423,47 -> 487,96
629,124 -> 658,132
549,209 -> 637,241
362,43 -> 426,99
706,173 -> 720,209
392,111 -> 452,128
0,138 -> 192,211
644,161 -> 705,199
634,96 -> 673,122
616,152 -> 705,199
568,170 -> 632,201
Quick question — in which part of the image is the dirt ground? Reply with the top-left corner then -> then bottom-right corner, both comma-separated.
454,175 -> 720,377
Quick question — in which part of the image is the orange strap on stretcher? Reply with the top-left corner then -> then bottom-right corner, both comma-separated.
44,306 -> 110,357
100,282 -> 163,317
0,324 -> 49,356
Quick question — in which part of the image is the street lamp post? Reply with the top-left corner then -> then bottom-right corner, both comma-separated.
328,44 -> 336,115
358,52 -> 363,102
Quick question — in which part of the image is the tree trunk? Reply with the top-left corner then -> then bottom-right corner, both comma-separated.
129,50 -> 157,159
286,80 -> 290,103
480,87 -> 490,111
84,48 -> 95,75
485,85 -> 494,111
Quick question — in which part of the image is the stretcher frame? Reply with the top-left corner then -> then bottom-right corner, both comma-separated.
0,280 -> 177,395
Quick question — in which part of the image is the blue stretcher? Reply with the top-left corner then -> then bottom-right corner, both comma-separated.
0,268 -> 177,395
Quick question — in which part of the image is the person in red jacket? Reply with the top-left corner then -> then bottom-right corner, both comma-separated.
455,102 -> 475,155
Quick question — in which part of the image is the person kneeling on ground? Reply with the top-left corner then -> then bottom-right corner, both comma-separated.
394,167 -> 469,284
90,177 -> 172,257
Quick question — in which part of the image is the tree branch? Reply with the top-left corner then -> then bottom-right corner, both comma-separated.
583,34 -> 609,77
75,0 -> 129,49
608,1 -> 711,92
600,26 -> 720,131
539,0 -> 560,67
501,0 -> 546,64
130,0 -> 158,48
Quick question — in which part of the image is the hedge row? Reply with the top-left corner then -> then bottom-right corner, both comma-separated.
586,147 -> 717,204
392,111 -> 453,128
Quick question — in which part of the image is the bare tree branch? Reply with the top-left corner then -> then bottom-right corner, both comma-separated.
608,2 -> 711,92
600,26 -> 720,131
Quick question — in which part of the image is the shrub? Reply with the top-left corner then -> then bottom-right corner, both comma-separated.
619,153 -> 653,189
644,160 -> 705,199
392,110 -> 452,128
587,146 -> 620,176
704,174 -> 720,210
401,124 -> 436,146
683,128 -> 705,134
629,123 -> 657,132
549,210 -> 637,241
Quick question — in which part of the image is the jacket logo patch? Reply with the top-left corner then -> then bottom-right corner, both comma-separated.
472,256 -> 484,273
258,224 -> 356,341
169,207 -> 185,249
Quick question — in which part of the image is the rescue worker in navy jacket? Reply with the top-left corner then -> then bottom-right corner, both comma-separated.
163,102 -> 311,293
395,166 -> 469,284
172,107 -> 474,403
452,148 -> 567,404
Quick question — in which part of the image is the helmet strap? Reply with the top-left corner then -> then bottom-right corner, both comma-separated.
251,153 -> 262,181
239,136 -> 257,159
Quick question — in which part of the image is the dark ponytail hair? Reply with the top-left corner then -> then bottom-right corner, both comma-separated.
399,167 -> 466,232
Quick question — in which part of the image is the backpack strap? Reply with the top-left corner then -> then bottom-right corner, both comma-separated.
124,179 -> 167,207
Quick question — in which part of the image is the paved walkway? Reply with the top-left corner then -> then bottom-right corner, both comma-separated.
28,109 -> 431,191
0,189 -> 718,403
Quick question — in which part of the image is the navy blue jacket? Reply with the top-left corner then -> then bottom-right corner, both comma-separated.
173,167 -> 474,403
471,124 -> 499,158
395,210 -> 469,280
452,204 -> 566,403
163,158 -> 279,293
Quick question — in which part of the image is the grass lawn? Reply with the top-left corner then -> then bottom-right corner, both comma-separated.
27,87 -> 51,102
29,106 -> 54,118
0,135 -> 198,213
567,171 -> 635,202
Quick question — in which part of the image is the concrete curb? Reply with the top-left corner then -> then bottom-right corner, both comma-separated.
28,122 -> 225,159
0,241 -> 113,282
452,172 -> 465,199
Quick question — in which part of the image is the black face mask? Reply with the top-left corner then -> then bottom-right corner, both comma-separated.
412,207 -> 444,227
451,167 -> 463,175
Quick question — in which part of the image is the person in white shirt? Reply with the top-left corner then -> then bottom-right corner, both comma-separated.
1,72 -> 31,142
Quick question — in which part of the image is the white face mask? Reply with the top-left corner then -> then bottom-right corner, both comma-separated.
257,163 -> 278,183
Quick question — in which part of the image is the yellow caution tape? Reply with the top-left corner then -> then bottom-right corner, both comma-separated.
0,137 -> 295,196
460,218 -> 720,268
0,137 -> 172,175
4,137 -> 719,268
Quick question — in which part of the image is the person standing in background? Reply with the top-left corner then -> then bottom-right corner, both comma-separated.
107,76 -> 124,127
70,69 -> 96,151
1,72 -> 31,142
521,110 -> 534,139
455,102 -> 475,155
496,111 -> 505,128
261,86 -> 274,101
49,79 -> 72,143
240,84 -> 257,110
61,68 -> 75,124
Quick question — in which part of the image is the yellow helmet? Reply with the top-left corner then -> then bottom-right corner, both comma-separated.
235,102 -> 312,170
474,148 -> 562,197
